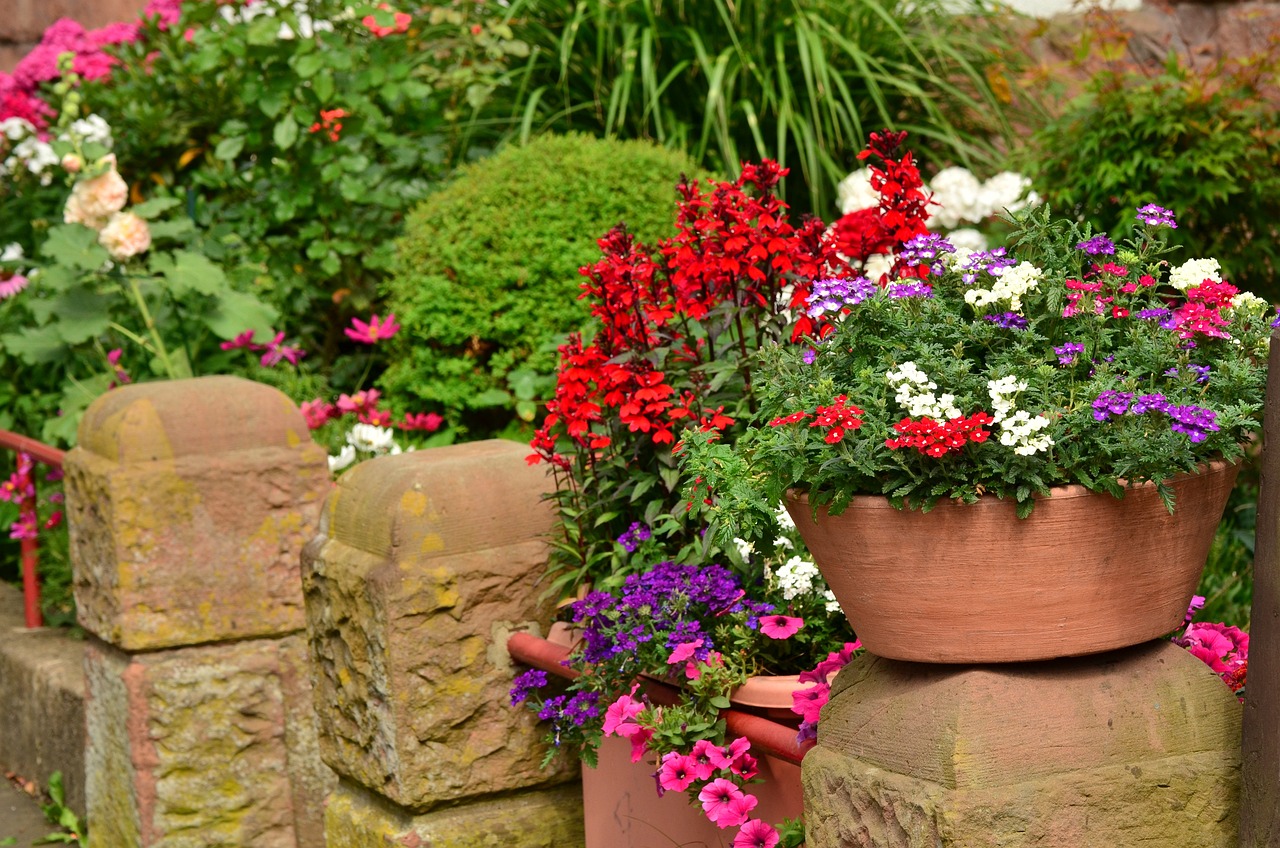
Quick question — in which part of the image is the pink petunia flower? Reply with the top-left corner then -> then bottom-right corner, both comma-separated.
667,639 -> 703,666
658,752 -> 696,792
689,739 -> 732,776
733,819 -> 781,848
718,794 -> 758,828
698,779 -> 746,827
725,737 -> 757,779
628,725 -> 652,763
759,614 -> 804,639
602,687 -> 644,737
791,682 -> 828,724
345,312 -> 401,344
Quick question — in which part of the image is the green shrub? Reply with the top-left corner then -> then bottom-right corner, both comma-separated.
1024,53 -> 1280,302
378,132 -> 704,437
498,0 -> 1022,217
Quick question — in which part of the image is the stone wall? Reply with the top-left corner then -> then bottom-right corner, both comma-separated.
0,0 -> 147,73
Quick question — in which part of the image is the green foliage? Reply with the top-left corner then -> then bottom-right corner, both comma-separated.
80,0 -> 528,362
37,772 -> 85,844
500,0 -> 1021,215
1024,51 -> 1280,302
1197,451 -> 1258,629
379,132 -> 703,437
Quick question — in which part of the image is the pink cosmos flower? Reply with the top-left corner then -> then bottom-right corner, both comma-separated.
658,752 -> 696,792
759,614 -> 803,639
0,273 -> 29,300
361,407 -> 391,426
667,639 -> 703,666
698,779 -> 746,826
8,511 -> 37,540
733,819 -> 781,848
106,348 -> 131,386
602,687 -> 644,737
337,389 -> 381,416
345,312 -> 401,344
401,411 -> 444,432
301,399 -> 336,430
259,332 -> 306,367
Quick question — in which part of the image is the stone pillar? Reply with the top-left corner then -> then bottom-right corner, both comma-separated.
302,440 -> 583,846
63,375 -> 335,848
803,640 -> 1242,847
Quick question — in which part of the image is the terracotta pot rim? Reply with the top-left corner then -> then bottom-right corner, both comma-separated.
786,456 -> 1239,511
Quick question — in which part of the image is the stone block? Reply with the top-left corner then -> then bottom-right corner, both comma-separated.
324,779 -> 585,848
64,375 -> 330,650
303,441 -> 574,811
83,635 -> 335,848
804,640 -> 1242,847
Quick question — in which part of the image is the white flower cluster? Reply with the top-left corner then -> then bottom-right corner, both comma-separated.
1230,291 -> 1267,314
1168,258 -> 1222,292
0,114 -> 115,185
963,261 -> 1043,313
987,376 -> 1054,456
218,0 -> 335,39
887,362 -> 961,420
329,423 -> 403,472
775,556 -> 820,600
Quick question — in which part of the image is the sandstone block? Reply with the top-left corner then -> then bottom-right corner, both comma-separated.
324,779 -> 585,848
303,441 -> 574,811
84,635 -> 335,848
804,640 -> 1242,847
64,376 -> 330,650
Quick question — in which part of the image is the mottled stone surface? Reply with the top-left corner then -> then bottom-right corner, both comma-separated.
84,636 -> 335,848
325,779 -> 585,848
303,441 -> 574,811
804,640 -> 1242,847
64,376 -> 330,651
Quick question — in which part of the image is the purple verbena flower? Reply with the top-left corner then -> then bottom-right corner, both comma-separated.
886,280 -> 933,299
983,312 -> 1029,330
1092,390 -> 1133,422
958,247 -> 1015,285
1131,393 -> 1170,415
1075,235 -> 1116,256
562,691 -> 602,727
617,521 -> 652,553
897,233 -> 955,275
1054,342 -> 1084,366
802,348 -> 818,364
510,669 -> 548,705
1138,308 -> 1172,321
1136,204 -> 1177,229
1188,364 -> 1211,384
1166,404 -> 1219,443
806,276 -> 877,318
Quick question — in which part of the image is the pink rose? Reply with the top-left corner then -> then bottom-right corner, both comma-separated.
98,212 -> 151,261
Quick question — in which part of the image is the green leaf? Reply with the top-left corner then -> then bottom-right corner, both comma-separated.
515,400 -> 538,422
202,289 -> 278,340
130,197 -> 182,220
273,114 -> 299,150
214,136 -> 245,161
294,53 -> 325,79
28,265 -> 79,293
246,16 -> 279,45
472,388 -> 512,407
148,219 -> 196,241
51,288 -> 113,344
312,71 -> 335,104
40,225 -> 109,272
161,251 -> 226,296
709,695 -> 731,709
0,326 -> 65,364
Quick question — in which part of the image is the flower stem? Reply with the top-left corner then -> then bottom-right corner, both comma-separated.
126,276 -> 177,378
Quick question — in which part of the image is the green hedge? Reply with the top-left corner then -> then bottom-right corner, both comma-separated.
379,132 -> 705,437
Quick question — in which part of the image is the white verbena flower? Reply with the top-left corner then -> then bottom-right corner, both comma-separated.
964,261 -> 1042,313
0,117 -> 34,142
997,409 -> 1055,456
1230,291 -> 1267,314
775,556 -> 821,601
733,537 -> 755,560
65,114 -> 113,148
887,362 -> 961,420
822,590 -> 843,614
1169,258 -> 1222,291
775,503 -> 796,532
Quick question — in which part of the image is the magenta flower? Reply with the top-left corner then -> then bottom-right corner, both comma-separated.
733,819 -> 781,848
791,682 -> 828,724
759,614 -> 803,639
666,639 -> 704,666
628,726 -> 652,763
726,738 -> 758,779
220,329 -> 258,351
0,273 -> 28,300
400,411 -> 444,432
690,739 -> 732,773
698,778 -> 746,826
345,312 -> 401,344
337,389 -> 381,416
300,399 -> 336,430
601,688 -> 644,737
658,753 -> 696,792
259,331 -> 306,367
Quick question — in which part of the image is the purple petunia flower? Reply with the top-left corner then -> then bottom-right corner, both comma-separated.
1136,204 -> 1178,229
1092,390 -> 1134,422
1076,235 -> 1116,256
886,281 -> 933,299
806,276 -> 877,318
984,312 -> 1029,330
1054,342 -> 1084,366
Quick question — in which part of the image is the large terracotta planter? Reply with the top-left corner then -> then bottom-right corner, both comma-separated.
784,460 -> 1240,663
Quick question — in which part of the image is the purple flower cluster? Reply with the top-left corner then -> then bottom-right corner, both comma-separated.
886,281 -> 933,299
1054,342 -> 1084,366
1136,204 -> 1177,229
806,276 -> 877,318
1092,391 -> 1220,443
1075,235 -> 1116,256
897,233 -> 955,275
1138,308 -> 1172,322
536,691 -> 602,734
984,312 -> 1029,330
617,521 -> 652,553
958,247 -> 1016,285
1165,365 -> 1211,384
510,669 -> 548,706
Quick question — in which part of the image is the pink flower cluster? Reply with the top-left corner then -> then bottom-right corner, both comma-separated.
0,0 -> 184,128
0,452 -> 63,541
790,641 -> 862,743
299,388 -> 443,435
1176,614 -> 1248,698
220,328 -> 306,368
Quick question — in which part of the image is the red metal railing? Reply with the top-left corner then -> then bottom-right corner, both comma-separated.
506,631 -> 812,765
0,428 -> 66,629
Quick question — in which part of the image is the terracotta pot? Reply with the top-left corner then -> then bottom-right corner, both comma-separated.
784,460 -> 1240,664
730,673 -> 807,723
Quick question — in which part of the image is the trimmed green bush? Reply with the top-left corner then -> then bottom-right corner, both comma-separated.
379,132 -> 705,437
